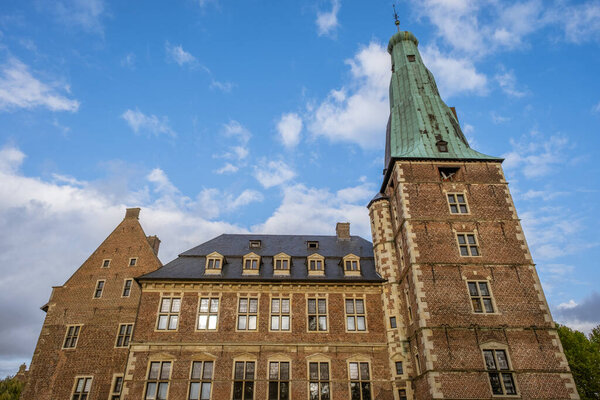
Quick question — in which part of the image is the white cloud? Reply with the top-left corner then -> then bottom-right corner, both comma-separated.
214,120 -> 252,173
0,58 -> 79,112
214,163 -> 239,174
121,53 -> 135,69
222,120 -> 251,144
560,1 -> 600,43
210,80 -> 234,93
276,113 -> 303,148
421,45 -> 488,97
502,132 -> 570,178
557,299 -> 578,310
253,160 -> 296,188
495,68 -> 527,97
308,42 -> 389,148
121,108 -> 176,137
165,42 -> 196,66
491,112 -> 510,124
316,0 -> 341,37
593,101 -> 600,114
43,0 -> 107,34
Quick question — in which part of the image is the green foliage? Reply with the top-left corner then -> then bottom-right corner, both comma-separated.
557,324 -> 600,400
0,375 -> 23,400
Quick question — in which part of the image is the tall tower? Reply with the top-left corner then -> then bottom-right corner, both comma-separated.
369,30 -> 579,399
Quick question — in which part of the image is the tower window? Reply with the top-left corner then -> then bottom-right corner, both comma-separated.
483,349 -> 517,395
407,55 -> 416,62
249,240 -> 261,249
307,241 -> 319,249
129,257 -> 137,266
457,233 -> 480,257
390,317 -> 397,328
436,140 -> 448,152
93,280 -> 105,298
439,167 -> 460,181
395,361 -> 404,375
349,362 -> 372,400
72,376 -> 92,400
468,281 -> 495,313
447,193 -> 469,214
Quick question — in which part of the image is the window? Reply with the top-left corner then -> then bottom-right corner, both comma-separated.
116,324 -> 133,347
407,55 -> 416,62
349,362 -> 371,400
242,253 -> 260,275
436,139 -> 448,153
233,361 -> 255,400
110,375 -> 123,400
72,377 -> 92,400
63,325 -> 81,349
308,298 -> 327,331
94,280 -> 105,298
273,253 -> 291,276
237,298 -> 258,330
345,298 -> 366,331
204,252 -> 224,275
457,233 -> 480,256
447,193 -> 469,214
129,257 -> 137,266
398,389 -> 407,400
268,361 -> 290,400
157,297 -> 181,331
405,289 -> 413,323
342,254 -> 361,276
439,166 -> 460,181
395,361 -> 403,375
102,259 -> 111,268
414,351 -> 421,375
309,362 -> 330,400
483,349 -> 517,396
307,254 -> 325,276
270,298 -> 290,331
468,281 -> 495,313
145,361 -> 171,400
307,241 -> 319,249
390,317 -> 397,329
249,240 -> 261,249
189,361 -> 213,400
197,298 -> 219,330
122,279 -> 133,297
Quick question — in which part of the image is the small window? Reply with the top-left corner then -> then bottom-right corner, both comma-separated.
273,253 -> 291,276
342,254 -> 361,276
233,361 -> 255,400
345,298 -> 366,331
102,259 -> 111,268
268,361 -> 290,400
390,317 -> 397,329
189,361 -> 213,400
468,281 -> 495,313
395,361 -> 403,375
157,297 -> 181,331
447,193 -> 469,214
249,240 -> 261,249
415,352 -> 421,375
110,375 -> 123,400
439,166 -> 460,181
457,233 -> 480,256
436,139 -> 448,153
63,325 -> 81,349
307,241 -> 319,249
145,361 -> 171,400
483,349 -> 517,395
122,279 -> 133,297
270,298 -> 291,331
72,377 -> 92,400
242,253 -> 260,275
237,298 -> 258,330
94,280 -> 105,298
197,298 -> 219,330
407,55 -> 416,62
308,298 -> 327,331
204,252 -> 224,275
309,362 -> 330,400
309,260 -> 323,271
307,254 -> 325,276
398,389 -> 407,400
349,362 -> 371,400
116,324 -> 133,347
206,259 -> 221,270
129,258 -> 137,267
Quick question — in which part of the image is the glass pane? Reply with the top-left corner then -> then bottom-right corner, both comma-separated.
450,205 -> 458,213
238,316 -> 247,330
200,299 -> 209,313
395,361 -> 403,375
310,260 -> 315,270
244,382 -> 254,400
280,381 -> 289,400
502,373 -> 517,394
271,316 -> 279,330
309,382 -> 319,400
281,299 -> 290,313
483,299 -> 494,313
350,382 -> 361,400
360,362 -> 370,379
198,315 -> 208,330
318,316 -> 327,331
357,316 -> 366,331
308,299 -> 316,314
470,246 -> 479,256
361,382 -> 372,400
249,299 -> 258,313
210,299 -> 219,313
320,363 -> 329,379
251,259 -> 257,269
309,363 -> 318,380
390,317 -> 396,328
234,362 -> 244,380
280,362 -> 289,380
477,282 -> 489,296
321,383 -> 330,400
483,350 -> 496,370
281,316 -> 290,331
269,362 -> 279,379
489,373 -> 503,395
120,325 -> 127,334
203,362 -> 213,379
239,299 -> 248,313
282,260 -> 288,269
460,246 -> 469,256
275,259 -> 281,269
272,299 -> 280,313
207,259 -> 214,269
468,282 -> 478,296
447,194 -> 455,203
346,299 -> 354,314
318,299 -> 326,314
157,382 -> 168,400
316,260 -> 322,270
200,382 -> 211,400
233,382 -> 243,400
467,235 -> 476,244
355,300 -> 364,314
189,382 -> 200,400
457,194 -> 464,203
191,362 -> 202,380
248,315 -> 257,330
145,382 -> 157,399
160,362 -> 171,380
349,362 -> 359,380
308,316 -> 317,331
208,315 -> 218,330
472,298 -> 483,313
168,315 -> 178,330
126,325 -> 133,334
459,205 -> 468,213
352,261 -> 358,270
246,362 -> 255,379
115,377 -> 123,392
347,316 -> 356,331
457,235 -> 466,244
161,299 -> 171,313
245,259 -> 251,269
171,298 -> 181,312
214,259 -> 220,269
496,350 -> 509,370
149,362 -> 161,379
76,378 -> 85,392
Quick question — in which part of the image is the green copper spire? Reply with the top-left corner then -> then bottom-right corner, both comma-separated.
384,31 -> 501,167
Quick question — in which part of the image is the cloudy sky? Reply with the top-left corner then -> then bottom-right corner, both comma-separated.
1,0 -> 599,377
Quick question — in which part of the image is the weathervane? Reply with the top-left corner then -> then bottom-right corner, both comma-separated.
393,4 -> 400,32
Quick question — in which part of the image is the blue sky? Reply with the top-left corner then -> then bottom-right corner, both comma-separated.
0,0 -> 599,377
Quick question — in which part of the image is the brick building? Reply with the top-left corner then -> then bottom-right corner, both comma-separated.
22,29 -> 579,400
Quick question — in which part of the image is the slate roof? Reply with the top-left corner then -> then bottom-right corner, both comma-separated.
140,234 -> 383,283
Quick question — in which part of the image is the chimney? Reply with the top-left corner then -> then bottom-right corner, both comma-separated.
147,235 -> 161,256
336,222 -> 350,240
125,207 -> 141,219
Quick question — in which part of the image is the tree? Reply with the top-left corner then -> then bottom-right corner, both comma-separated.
0,375 -> 23,400
557,324 -> 600,400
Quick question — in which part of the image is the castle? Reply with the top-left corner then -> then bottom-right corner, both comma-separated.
21,29 -> 579,400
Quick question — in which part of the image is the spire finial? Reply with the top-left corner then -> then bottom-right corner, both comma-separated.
393,4 -> 400,32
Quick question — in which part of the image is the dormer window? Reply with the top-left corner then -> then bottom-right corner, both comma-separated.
435,135 -> 448,153
342,254 -> 361,276
273,253 -> 291,276
205,252 -> 224,275
249,240 -> 261,249
307,241 -> 319,250
307,254 -> 325,276
242,252 -> 261,275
